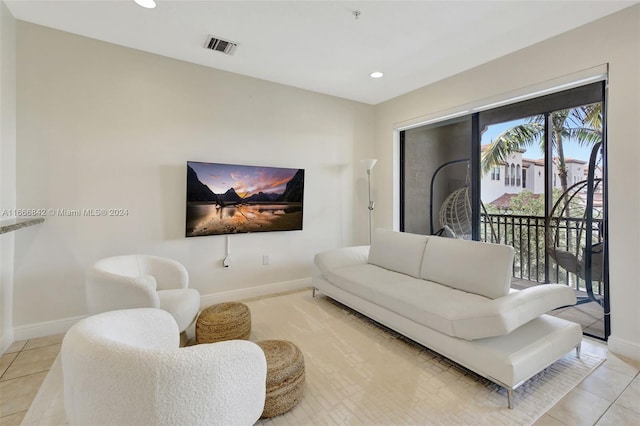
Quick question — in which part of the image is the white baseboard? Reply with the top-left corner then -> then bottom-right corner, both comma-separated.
608,335 -> 640,362
199,277 -> 311,307
1,328 -> 14,354
11,278 -> 312,342
13,315 -> 87,342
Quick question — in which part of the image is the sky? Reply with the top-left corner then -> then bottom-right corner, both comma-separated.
188,162 -> 298,197
482,118 -> 594,162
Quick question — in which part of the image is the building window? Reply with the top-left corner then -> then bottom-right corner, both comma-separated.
505,165 -> 510,186
510,164 -> 516,186
516,165 -> 521,186
522,169 -> 527,188
491,167 -> 501,181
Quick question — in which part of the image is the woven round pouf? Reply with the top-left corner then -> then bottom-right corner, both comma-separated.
195,302 -> 251,344
257,340 -> 305,418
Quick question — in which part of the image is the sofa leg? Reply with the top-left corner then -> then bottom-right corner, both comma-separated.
312,288 -> 317,298
507,388 -> 514,409
576,343 -> 582,359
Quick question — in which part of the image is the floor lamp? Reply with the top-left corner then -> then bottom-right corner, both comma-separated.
361,159 -> 377,244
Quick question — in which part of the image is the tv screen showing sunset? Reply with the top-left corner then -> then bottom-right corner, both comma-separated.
186,161 -> 304,237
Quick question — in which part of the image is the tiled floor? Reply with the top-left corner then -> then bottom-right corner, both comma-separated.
0,334 -> 64,426
1,333 -> 639,425
533,339 -> 640,425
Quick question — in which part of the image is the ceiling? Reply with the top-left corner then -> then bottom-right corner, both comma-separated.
5,0 -> 637,105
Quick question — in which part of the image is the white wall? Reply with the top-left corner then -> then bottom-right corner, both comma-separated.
374,5 -> 640,360
0,0 -> 17,353
13,22 -> 373,336
525,163 -> 545,194
480,168 -> 506,205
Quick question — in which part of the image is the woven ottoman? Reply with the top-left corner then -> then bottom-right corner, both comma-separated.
257,340 -> 305,418
195,302 -> 251,344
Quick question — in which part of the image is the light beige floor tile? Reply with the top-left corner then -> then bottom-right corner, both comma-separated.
0,344 -> 60,381
0,411 -> 26,426
577,364 -> 634,402
20,356 -> 66,426
555,306 -> 601,325
596,403 -> 640,425
603,353 -> 640,377
584,323 -> 606,339
23,334 -> 65,351
0,372 -> 47,417
615,376 -> 640,414
2,341 -> 27,355
545,387 -> 612,425
0,353 -> 18,378
533,413 -> 569,425
581,337 -> 608,358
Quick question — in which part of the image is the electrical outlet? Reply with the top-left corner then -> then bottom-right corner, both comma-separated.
262,255 -> 269,265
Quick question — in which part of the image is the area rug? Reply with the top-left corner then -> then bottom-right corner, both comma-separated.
23,290 -> 605,426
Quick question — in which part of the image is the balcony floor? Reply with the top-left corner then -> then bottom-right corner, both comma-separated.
511,278 -> 606,340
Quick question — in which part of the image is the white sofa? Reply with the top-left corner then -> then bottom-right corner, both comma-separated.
61,308 -> 267,426
313,228 -> 583,408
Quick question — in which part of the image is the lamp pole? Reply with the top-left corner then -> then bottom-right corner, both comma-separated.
367,168 -> 374,244
361,159 -> 377,245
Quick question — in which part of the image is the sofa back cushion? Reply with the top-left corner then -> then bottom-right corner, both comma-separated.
367,229 -> 428,278
315,246 -> 370,278
420,236 -> 514,299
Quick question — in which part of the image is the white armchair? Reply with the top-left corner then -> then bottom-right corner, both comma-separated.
86,255 -> 200,332
61,308 -> 267,426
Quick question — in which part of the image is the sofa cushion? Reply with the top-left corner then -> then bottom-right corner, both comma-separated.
327,264 -> 488,338
420,236 -> 513,299
315,246 -> 369,278
323,264 -> 576,340
367,229 -> 428,278
451,284 -> 577,339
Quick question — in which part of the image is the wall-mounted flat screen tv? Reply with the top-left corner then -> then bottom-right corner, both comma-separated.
186,161 -> 304,237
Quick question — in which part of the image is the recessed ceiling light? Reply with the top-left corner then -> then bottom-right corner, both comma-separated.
370,71 -> 384,79
134,0 -> 157,9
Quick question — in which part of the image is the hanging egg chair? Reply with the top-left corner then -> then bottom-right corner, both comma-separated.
438,186 -> 472,238
430,159 -> 496,241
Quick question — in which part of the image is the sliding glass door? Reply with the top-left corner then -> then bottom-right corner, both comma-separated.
400,81 -> 609,339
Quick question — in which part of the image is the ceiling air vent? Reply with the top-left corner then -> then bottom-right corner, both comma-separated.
204,35 -> 237,55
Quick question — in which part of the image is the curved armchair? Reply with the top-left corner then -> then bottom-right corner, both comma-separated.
61,308 -> 267,426
86,255 -> 200,332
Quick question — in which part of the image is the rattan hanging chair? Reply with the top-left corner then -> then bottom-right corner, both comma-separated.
430,159 -> 496,241
438,186 -> 472,238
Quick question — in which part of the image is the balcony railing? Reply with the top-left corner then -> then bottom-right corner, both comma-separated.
480,213 -> 604,294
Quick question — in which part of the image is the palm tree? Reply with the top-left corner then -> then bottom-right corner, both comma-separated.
481,103 -> 602,197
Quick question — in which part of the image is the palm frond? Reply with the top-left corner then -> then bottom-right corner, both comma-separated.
571,103 -> 602,130
566,127 -> 602,147
481,123 -> 543,173
481,102 -> 602,176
